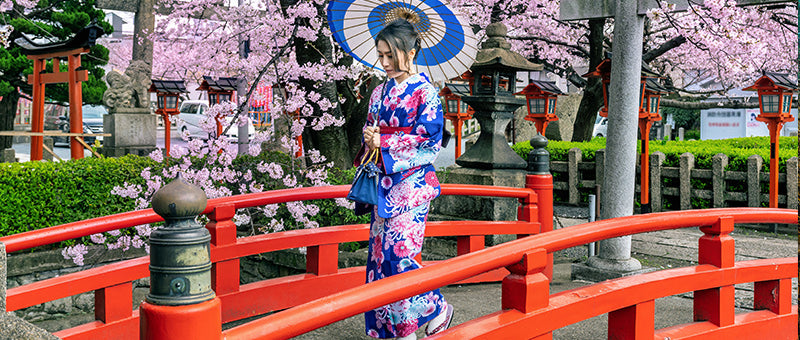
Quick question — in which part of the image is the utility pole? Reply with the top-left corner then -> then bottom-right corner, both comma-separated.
237,0 -> 250,155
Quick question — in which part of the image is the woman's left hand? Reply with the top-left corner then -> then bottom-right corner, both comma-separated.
364,126 -> 380,150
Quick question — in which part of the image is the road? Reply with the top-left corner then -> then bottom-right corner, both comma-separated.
10,126 -> 462,169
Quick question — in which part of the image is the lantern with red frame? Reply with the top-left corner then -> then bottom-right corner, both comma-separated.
149,79 -> 188,157
743,72 -> 797,208
440,82 -> 473,157
197,76 -> 239,137
516,80 -> 564,136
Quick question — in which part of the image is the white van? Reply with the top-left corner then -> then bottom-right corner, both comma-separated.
177,100 -> 255,140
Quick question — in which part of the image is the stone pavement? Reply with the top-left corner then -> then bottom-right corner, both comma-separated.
289,207 -> 797,339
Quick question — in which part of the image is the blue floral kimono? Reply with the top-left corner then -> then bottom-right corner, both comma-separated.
364,73 -> 447,338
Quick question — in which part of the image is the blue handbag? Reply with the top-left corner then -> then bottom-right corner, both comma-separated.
347,148 -> 380,205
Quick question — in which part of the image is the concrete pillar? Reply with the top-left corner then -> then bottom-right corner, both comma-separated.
649,152 -> 665,212
568,148 -> 582,205
747,155 -> 763,207
787,157 -> 798,209
712,153 -> 728,208
679,152 -> 695,210
595,148 -> 605,191
574,0 -> 646,281
664,124 -> 672,141
678,127 -> 684,141
1,149 -> 14,163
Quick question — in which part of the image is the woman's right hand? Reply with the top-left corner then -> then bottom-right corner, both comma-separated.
364,126 -> 380,150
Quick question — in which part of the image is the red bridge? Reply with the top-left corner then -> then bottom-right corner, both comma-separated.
1,179 -> 796,339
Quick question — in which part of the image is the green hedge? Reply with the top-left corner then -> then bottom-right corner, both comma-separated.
0,155 -> 158,236
0,152 -> 370,238
512,136 -> 797,172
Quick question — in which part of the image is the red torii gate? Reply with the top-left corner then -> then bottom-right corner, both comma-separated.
14,24 -> 104,160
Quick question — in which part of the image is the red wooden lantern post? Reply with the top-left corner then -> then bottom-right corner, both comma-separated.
197,76 -> 238,138
149,80 -> 187,157
743,72 -> 797,208
516,80 -> 564,136
584,56 -> 670,213
440,82 -> 473,158
637,78 -> 669,213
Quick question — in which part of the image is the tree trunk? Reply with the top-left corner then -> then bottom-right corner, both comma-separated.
0,91 -> 20,149
571,18 -> 605,142
290,1 -> 352,169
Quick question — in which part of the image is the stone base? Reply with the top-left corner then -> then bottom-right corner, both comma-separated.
103,113 -> 157,149
430,165 -> 526,247
0,313 -> 59,340
571,260 -> 655,282
100,146 -> 157,158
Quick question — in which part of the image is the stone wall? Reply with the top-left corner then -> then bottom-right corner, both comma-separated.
553,148 -> 799,211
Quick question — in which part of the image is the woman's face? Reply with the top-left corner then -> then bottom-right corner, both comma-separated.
377,40 -> 413,80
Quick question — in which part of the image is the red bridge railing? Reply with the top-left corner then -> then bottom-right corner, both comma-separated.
222,208 -> 797,339
0,184 -> 544,339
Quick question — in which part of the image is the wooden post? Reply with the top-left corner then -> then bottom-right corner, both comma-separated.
68,52 -> 84,159
30,58 -> 45,161
694,216 -> 735,326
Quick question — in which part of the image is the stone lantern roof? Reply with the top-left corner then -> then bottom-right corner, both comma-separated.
471,22 -> 542,72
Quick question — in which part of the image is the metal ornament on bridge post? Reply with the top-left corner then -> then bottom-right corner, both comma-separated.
140,176 -> 221,340
456,22 -> 542,170
525,134 -> 554,280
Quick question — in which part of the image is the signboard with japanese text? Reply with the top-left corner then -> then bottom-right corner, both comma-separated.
701,108 -> 746,140
701,108 -> 797,140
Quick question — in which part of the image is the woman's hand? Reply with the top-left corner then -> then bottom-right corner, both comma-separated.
364,126 -> 381,150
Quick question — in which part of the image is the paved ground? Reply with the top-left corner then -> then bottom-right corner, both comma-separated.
288,210 -> 797,339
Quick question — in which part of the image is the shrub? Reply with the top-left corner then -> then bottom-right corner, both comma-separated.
0,155 -> 159,236
512,136 -> 796,172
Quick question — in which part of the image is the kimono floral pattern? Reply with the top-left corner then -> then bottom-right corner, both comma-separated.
364,73 -> 446,339
366,73 -> 444,219
365,203 -> 446,338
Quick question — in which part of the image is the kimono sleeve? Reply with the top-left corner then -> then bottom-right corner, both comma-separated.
379,84 -> 443,175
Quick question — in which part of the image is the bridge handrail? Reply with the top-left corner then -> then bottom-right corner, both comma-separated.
0,184 -> 535,253
221,208 -> 797,339
440,257 -> 796,338
3,184 -> 538,313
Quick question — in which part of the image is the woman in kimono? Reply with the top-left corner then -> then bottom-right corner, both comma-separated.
361,20 -> 454,340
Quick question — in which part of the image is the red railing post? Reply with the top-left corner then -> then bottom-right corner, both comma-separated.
95,282 -> 133,323
502,248 -> 549,313
306,244 -> 339,276
753,278 -> 792,315
456,236 -> 484,255
608,300 -> 655,340
526,134 -> 553,280
207,204 -> 240,295
694,216 -> 735,326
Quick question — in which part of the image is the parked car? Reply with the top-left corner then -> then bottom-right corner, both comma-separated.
44,104 -> 107,146
177,100 -> 255,140
592,116 -> 608,138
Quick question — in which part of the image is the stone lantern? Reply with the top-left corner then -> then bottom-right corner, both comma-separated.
432,22 -> 541,247
456,22 -> 542,170
743,72 -> 797,208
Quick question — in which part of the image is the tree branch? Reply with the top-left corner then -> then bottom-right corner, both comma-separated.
661,98 -> 757,109
642,35 -> 686,63
508,35 -> 589,58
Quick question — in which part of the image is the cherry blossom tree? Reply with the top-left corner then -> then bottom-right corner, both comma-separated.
450,0 -> 797,141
